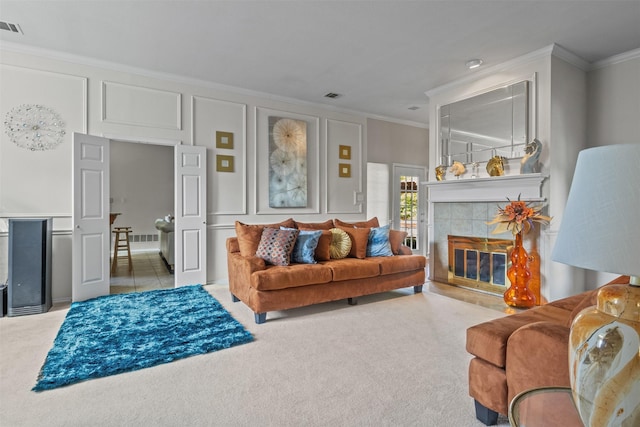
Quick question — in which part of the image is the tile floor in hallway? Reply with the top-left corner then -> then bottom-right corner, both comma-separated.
110,251 -> 174,294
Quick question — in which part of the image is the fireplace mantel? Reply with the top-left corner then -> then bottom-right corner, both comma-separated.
423,173 -> 546,203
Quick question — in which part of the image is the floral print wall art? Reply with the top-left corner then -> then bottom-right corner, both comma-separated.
268,116 -> 307,207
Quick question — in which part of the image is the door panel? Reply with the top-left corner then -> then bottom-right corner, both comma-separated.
175,145 -> 207,286
392,164 -> 427,255
72,133 -> 110,301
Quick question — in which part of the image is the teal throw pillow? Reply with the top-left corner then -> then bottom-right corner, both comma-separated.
367,224 -> 394,257
282,227 -> 322,264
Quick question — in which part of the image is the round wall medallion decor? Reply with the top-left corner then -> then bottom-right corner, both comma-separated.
4,104 -> 66,151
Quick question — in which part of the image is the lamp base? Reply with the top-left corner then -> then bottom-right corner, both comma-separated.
569,280 -> 640,426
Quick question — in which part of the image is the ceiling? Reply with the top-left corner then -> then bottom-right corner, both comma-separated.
1,1 -> 639,126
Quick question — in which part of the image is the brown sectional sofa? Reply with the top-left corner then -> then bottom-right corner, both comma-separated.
466,275 -> 629,425
227,217 -> 427,323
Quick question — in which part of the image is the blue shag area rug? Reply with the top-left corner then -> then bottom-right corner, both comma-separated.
33,285 -> 253,391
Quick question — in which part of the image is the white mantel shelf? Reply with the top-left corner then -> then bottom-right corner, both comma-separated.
422,173 -> 547,203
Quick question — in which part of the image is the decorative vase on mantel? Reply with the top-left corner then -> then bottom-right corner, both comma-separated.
503,231 -> 536,308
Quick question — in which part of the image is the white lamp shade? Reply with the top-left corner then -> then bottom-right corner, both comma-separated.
552,144 -> 640,277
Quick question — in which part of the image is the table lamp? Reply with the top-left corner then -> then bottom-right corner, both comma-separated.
552,144 -> 640,427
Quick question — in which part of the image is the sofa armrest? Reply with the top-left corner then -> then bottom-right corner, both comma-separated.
227,251 -> 266,298
506,321 -> 571,404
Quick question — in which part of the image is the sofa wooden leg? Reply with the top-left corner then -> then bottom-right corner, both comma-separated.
347,297 -> 358,305
254,312 -> 266,324
474,400 -> 498,425
231,293 -> 240,302
414,285 -> 423,293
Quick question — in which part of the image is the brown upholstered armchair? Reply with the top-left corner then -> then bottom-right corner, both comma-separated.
465,276 -> 628,425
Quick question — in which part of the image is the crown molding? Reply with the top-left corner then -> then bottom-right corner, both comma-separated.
590,47 -> 640,70
1,41 -> 428,128
425,44 -> 555,98
550,43 -> 591,71
425,43 -> 594,98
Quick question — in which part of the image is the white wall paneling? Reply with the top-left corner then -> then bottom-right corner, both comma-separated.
254,107 -> 320,214
102,81 -> 182,130
0,65 -> 87,218
326,119 -> 364,214
192,96 -> 247,216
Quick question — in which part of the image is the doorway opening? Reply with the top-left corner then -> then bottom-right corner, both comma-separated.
109,140 -> 174,294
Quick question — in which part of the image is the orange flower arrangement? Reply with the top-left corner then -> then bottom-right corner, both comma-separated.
488,195 -> 552,235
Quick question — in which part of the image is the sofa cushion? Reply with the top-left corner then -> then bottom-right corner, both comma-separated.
334,217 -> 380,229
251,264 -> 333,291
235,219 -> 296,257
466,305 -> 571,368
389,230 -> 408,255
329,228 -> 351,259
322,258 -> 380,282
368,254 -> 426,275
337,226 -> 370,259
283,228 -> 322,264
255,227 -> 299,266
367,224 -> 394,257
294,219 -> 334,230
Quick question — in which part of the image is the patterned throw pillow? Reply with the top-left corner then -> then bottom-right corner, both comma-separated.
235,218 -> 297,257
367,224 -> 394,257
282,227 -> 322,264
329,228 -> 352,259
255,227 -> 299,266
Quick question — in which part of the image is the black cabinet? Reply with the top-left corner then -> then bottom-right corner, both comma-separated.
8,218 -> 52,316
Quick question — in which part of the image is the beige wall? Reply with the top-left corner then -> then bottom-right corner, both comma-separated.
587,55 -> 640,147
585,52 -> 640,288
367,118 -> 428,166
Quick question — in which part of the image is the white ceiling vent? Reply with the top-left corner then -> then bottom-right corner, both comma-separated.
324,92 -> 342,99
0,21 -> 23,34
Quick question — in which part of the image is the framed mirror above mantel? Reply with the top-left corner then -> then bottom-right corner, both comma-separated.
437,74 -> 537,178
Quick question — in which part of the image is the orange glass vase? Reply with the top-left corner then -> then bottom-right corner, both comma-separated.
504,232 -> 536,308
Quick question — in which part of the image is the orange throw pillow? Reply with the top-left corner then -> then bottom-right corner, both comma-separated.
334,217 -> 380,229
294,219 -> 334,230
337,225 -> 370,259
235,218 -> 296,257
389,229 -> 408,255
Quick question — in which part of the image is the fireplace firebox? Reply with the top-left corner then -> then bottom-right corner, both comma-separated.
448,235 -> 513,295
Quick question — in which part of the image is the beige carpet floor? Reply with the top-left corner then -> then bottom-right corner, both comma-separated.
0,284 -> 511,426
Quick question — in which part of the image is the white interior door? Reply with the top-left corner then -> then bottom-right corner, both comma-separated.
174,145 -> 207,286
72,133 -> 110,301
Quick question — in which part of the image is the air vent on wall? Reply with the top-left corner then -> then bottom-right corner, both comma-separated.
408,106 -> 420,111
324,92 -> 342,99
0,21 -> 23,34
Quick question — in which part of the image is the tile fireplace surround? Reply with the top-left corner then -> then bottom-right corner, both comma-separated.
424,174 -> 547,294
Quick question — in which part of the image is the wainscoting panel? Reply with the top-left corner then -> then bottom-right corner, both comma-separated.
0,65 -> 87,217
192,96 -> 247,215
102,81 -> 181,130
326,119 -> 363,214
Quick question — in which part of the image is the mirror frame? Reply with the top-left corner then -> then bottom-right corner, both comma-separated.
437,74 -> 537,169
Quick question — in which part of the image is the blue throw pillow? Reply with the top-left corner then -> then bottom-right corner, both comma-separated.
281,227 -> 322,264
367,224 -> 394,257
